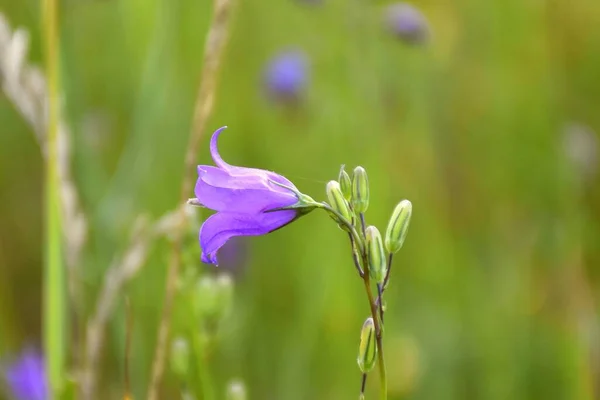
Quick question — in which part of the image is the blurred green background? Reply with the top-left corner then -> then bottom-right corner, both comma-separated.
1,0 -> 600,399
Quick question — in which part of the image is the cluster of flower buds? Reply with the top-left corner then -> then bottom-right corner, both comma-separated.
324,165 -> 412,282
321,164 -> 412,391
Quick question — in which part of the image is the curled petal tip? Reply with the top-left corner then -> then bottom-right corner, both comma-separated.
210,126 -> 231,170
201,252 -> 218,265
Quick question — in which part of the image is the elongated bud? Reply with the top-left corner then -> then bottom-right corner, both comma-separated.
326,180 -> 353,224
338,165 -> 352,200
357,317 -> 377,373
384,199 -> 412,253
366,226 -> 386,283
351,166 -> 369,213
170,338 -> 190,377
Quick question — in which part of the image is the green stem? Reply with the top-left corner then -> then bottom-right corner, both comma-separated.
348,232 -> 364,277
43,0 -> 65,395
190,330 -> 215,400
363,274 -> 387,400
43,0 -> 64,394
317,202 -> 365,254
318,202 -> 387,398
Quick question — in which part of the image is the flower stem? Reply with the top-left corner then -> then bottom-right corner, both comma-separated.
147,0 -> 234,396
348,232 -> 364,277
363,274 -> 387,400
42,0 -> 65,395
319,203 -> 387,399
317,202 -> 365,254
190,331 -> 215,400
359,212 -> 367,236
360,372 -> 367,397
375,254 -> 394,323
383,254 -> 394,290
376,283 -> 384,323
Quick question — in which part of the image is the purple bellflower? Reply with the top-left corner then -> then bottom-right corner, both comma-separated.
194,127 -> 317,265
263,50 -> 308,103
3,348 -> 48,400
384,3 -> 429,45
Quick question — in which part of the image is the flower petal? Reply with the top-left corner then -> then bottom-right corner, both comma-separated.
195,166 -> 298,213
209,126 -> 232,170
199,210 -> 297,264
208,127 -> 296,189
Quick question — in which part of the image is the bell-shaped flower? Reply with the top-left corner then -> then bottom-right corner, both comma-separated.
194,127 -> 316,264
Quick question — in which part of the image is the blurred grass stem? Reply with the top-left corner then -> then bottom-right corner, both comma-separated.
190,330 -> 215,400
147,0 -> 234,398
82,210 -> 183,399
42,0 -> 65,395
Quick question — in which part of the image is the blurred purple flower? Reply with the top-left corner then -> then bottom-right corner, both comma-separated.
263,50 -> 309,103
384,3 -> 429,45
3,348 -> 48,400
194,127 -> 315,265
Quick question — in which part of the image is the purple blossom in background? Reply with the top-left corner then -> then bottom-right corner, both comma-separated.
263,50 -> 309,103
3,348 -> 48,400
194,127 -> 314,265
384,3 -> 429,45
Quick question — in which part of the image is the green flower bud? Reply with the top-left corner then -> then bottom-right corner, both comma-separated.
170,337 -> 190,377
357,317 -> 377,373
338,165 -> 352,201
384,199 -> 412,254
366,225 -> 386,283
226,379 -> 247,400
351,166 -> 369,213
193,275 -> 220,318
326,180 -> 353,225
193,274 -> 235,321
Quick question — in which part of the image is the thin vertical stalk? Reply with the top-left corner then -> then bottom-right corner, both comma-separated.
362,273 -> 387,400
319,202 -> 388,398
42,0 -> 65,395
147,0 -> 234,397
360,373 -> 367,397
189,329 -> 215,400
